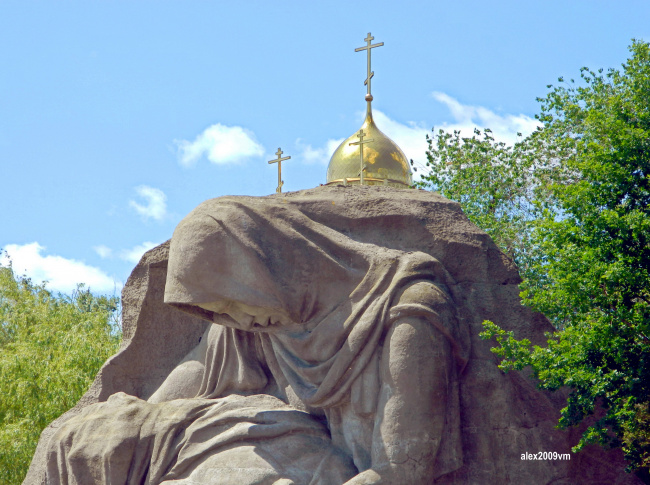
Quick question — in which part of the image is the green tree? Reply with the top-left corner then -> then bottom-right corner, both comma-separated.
417,40 -> 650,474
0,263 -> 121,485
413,127 -> 552,280
495,39 -> 650,472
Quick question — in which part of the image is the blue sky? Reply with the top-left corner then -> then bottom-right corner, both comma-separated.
1,1 -> 649,294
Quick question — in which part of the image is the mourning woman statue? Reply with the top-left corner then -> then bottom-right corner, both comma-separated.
45,193 -> 469,485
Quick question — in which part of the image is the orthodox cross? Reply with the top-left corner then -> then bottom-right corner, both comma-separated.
349,129 -> 374,185
268,148 -> 291,193
355,32 -> 384,99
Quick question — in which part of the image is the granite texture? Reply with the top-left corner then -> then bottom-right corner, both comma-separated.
24,186 -> 641,484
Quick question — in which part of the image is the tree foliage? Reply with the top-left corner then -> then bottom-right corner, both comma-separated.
414,127 -> 548,280
416,40 -> 650,473
0,264 -> 121,485
412,118 -> 571,284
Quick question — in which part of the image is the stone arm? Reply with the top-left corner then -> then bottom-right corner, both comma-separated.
343,281 -> 454,484
147,322 -> 272,403
148,325 -> 211,403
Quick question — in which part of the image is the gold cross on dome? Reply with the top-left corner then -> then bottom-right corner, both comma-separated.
268,148 -> 291,193
349,129 -> 374,185
355,32 -> 384,98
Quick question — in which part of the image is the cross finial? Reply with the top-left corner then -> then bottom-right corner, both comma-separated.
349,129 -> 374,185
355,32 -> 384,99
268,147 -> 291,193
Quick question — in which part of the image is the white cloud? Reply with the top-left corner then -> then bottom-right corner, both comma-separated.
431,92 -> 540,145
330,95 -> 541,180
291,112 -> 433,179
372,110 -> 430,167
94,245 -> 112,259
119,241 -> 158,264
129,185 -> 167,222
175,124 -> 265,167
1,242 -> 121,294
294,138 -> 345,165
92,241 -> 162,264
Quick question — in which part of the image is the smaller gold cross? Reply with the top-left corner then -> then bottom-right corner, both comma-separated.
268,148 -> 291,193
355,32 -> 384,97
349,129 -> 374,185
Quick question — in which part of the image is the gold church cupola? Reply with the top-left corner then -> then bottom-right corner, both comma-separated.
326,33 -> 413,188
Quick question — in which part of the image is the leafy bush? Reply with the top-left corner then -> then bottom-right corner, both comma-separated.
0,264 -> 121,484
416,40 -> 650,473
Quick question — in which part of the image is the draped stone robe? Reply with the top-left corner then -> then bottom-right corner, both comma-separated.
163,195 -> 471,478
44,192 -> 470,484
32,186 -> 638,485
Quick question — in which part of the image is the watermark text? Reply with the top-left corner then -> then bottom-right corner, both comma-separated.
521,452 -> 571,461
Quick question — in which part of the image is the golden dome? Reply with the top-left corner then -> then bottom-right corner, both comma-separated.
326,102 -> 413,188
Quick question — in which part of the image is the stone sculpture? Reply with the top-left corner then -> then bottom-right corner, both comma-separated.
25,186 -> 640,484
